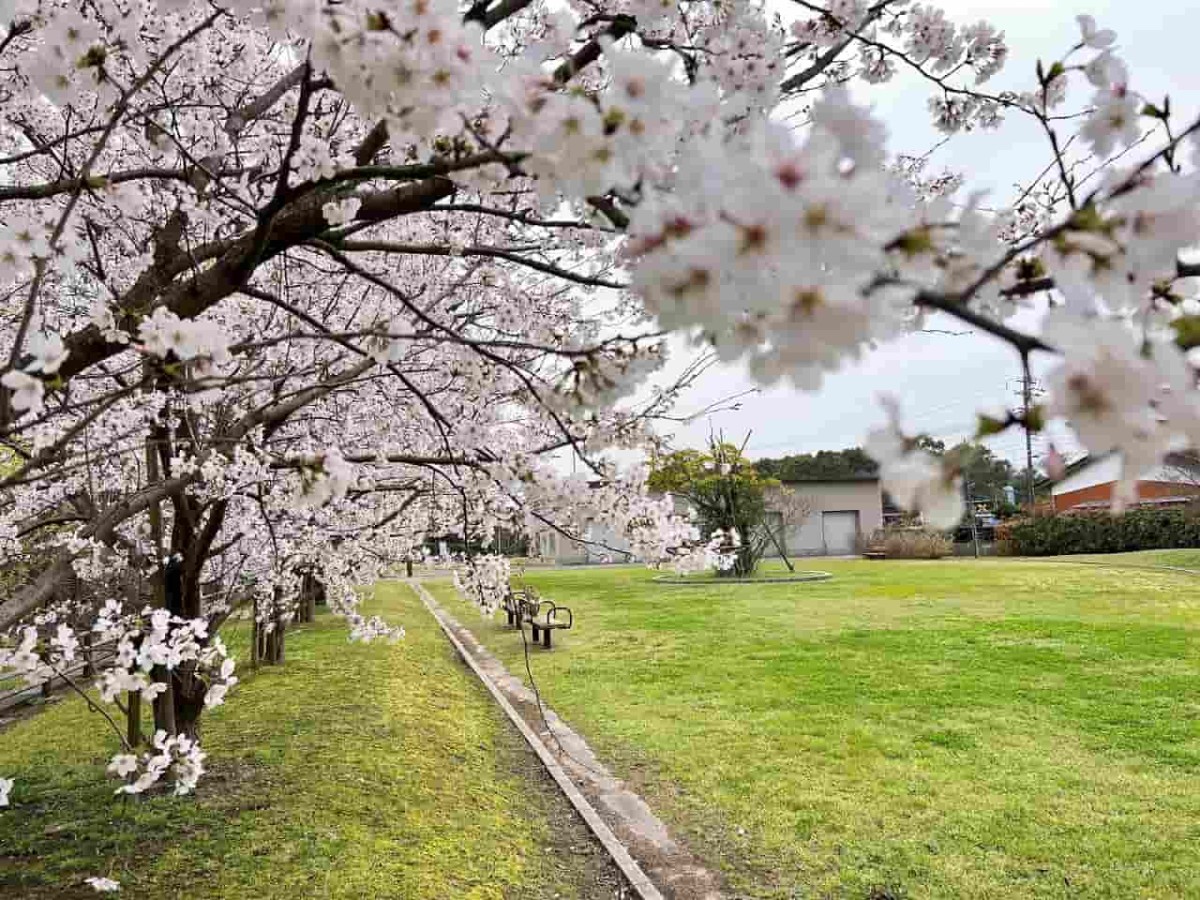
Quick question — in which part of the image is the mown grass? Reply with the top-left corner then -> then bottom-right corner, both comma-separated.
1066,548 -> 1200,571
430,551 -> 1200,899
0,582 -> 617,899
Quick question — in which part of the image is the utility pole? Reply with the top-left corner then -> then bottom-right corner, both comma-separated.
1010,373 -> 1044,509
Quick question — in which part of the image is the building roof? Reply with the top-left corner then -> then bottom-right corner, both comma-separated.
778,473 -> 880,484
1051,451 -> 1200,496
1052,450 -> 1200,482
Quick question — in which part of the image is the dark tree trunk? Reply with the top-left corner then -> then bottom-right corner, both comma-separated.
163,554 -> 204,736
152,669 -> 177,734
257,586 -> 286,665
296,572 -> 318,624
127,691 -> 142,747
172,662 -> 207,741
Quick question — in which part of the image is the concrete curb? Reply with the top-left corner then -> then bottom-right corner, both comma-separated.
411,579 -> 667,900
651,571 -> 831,585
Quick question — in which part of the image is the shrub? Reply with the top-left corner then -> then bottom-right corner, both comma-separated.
867,527 -> 953,559
1003,508 -> 1200,556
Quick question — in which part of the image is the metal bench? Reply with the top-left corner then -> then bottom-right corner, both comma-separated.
502,586 -> 540,627
528,600 -> 573,649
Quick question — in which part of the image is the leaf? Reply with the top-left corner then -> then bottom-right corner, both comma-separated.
1171,315 -> 1200,351
975,413 -> 1009,438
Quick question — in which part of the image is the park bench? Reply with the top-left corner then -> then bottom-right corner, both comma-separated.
527,600 -> 574,649
502,586 -> 541,627
502,585 -> 574,648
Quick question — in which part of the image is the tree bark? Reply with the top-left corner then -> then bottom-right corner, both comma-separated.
259,586 -> 286,665
127,691 -> 142,747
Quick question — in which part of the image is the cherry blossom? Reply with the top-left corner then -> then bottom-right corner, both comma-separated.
25,329 -> 68,374
1080,87 -> 1141,158
865,396 -> 964,530
454,554 -> 512,616
0,368 -> 44,415
1077,14 -> 1117,50
110,730 -> 206,797
0,6 -> 1194,881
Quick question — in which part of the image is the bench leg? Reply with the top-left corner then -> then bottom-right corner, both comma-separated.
530,623 -> 539,643
543,628 -> 551,649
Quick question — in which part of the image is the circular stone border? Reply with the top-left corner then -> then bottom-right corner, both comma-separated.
651,571 -> 832,585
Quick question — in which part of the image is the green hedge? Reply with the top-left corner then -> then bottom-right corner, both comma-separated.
1001,508 -> 1200,556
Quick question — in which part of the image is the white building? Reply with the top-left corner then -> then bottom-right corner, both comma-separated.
535,520 -> 633,565
766,476 -> 884,556
535,476 -> 883,564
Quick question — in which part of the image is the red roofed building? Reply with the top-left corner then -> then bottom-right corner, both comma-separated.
1051,452 -> 1200,513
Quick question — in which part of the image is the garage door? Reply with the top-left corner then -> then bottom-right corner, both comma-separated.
822,510 -> 860,555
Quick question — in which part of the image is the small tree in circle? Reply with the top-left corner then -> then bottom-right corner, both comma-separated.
649,437 -> 804,577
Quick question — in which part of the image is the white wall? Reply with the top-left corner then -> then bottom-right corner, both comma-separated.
538,520 -> 632,564
771,480 -> 883,556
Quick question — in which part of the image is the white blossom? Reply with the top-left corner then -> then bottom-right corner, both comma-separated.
865,396 -> 964,530
1080,87 -> 1141,158
1076,14 -> 1117,49
322,197 -> 362,226
0,369 -> 44,415
25,330 -> 69,374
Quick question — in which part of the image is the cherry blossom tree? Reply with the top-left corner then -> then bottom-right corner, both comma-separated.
0,0 -> 1197,859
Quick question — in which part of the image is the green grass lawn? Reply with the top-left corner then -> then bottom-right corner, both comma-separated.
0,582 -> 619,899
1063,548 -> 1200,571
429,552 -> 1200,899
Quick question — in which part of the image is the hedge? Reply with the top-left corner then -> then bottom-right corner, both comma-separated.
998,507 -> 1200,556
865,527 -> 953,559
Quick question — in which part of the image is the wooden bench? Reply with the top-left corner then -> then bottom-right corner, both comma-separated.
528,600 -> 573,649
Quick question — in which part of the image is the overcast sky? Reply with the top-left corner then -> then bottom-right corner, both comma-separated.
647,1 -> 1197,468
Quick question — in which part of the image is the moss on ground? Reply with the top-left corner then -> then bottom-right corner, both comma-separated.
0,582 -> 621,899
431,551 -> 1200,899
